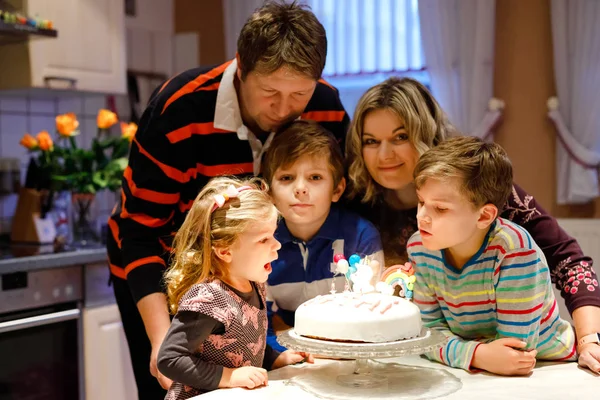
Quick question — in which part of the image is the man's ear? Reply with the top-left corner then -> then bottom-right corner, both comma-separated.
213,246 -> 232,264
331,177 -> 346,203
235,52 -> 242,81
477,203 -> 498,229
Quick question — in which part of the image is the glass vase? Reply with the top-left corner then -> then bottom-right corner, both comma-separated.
71,193 -> 99,247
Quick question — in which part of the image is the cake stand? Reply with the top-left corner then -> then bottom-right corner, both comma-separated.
277,328 -> 462,400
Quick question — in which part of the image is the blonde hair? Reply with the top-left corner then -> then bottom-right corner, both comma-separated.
262,120 -> 344,187
414,136 -> 513,210
237,1 -> 326,80
164,177 -> 278,313
346,77 -> 454,203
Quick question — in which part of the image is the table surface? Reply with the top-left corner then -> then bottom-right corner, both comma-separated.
192,355 -> 599,400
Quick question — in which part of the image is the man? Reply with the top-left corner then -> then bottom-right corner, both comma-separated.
106,1 -> 349,398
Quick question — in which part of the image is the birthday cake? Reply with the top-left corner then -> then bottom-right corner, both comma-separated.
294,257 -> 422,343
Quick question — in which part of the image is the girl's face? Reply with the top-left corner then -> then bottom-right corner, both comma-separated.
361,108 -> 420,191
222,214 -> 281,287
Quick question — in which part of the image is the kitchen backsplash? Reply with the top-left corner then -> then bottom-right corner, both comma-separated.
0,93 -> 131,234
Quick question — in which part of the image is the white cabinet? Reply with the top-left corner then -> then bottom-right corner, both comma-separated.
0,0 -> 126,94
84,304 -> 137,400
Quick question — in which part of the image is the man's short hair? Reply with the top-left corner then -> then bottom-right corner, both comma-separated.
262,120 -> 344,187
414,136 -> 513,210
237,1 -> 327,80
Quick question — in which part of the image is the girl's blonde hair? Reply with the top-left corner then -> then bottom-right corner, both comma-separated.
346,77 -> 455,203
164,176 -> 277,313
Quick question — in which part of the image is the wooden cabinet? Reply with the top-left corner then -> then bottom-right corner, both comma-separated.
0,0 -> 126,94
83,304 -> 137,400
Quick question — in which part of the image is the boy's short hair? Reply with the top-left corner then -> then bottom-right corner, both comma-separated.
413,136 -> 513,210
262,120 -> 344,187
237,1 -> 327,80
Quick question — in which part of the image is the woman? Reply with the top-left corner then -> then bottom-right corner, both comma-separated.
345,77 -> 600,373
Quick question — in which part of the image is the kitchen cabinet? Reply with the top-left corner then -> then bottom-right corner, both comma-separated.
83,304 -> 137,400
0,0 -> 126,94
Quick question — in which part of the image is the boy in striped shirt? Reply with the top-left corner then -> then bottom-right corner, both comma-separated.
408,136 -> 577,376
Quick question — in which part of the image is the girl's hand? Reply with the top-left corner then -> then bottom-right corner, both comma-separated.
471,338 -> 537,376
578,343 -> 600,374
272,350 -> 314,369
222,366 -> 268,389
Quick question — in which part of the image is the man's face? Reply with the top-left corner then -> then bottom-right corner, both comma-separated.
237,66 -> 317,133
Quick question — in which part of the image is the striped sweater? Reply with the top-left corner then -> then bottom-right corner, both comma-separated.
408,217 -> 577,371
106,60 -> 349,303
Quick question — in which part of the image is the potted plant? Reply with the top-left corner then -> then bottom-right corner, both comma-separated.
19,109 -> 136,246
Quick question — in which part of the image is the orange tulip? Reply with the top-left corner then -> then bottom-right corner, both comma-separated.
56,112 -> 79,137
20,133 -> 38,150
36,131 -> 54,151
97,109 -> 118,129
120,122 -> 137,142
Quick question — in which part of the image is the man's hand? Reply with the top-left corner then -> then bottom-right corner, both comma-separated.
220,366 -> 269,389
578,343 -> 600,374
272,350 -> 314,369
150,344 -> 173,389
471,338 -> 537,376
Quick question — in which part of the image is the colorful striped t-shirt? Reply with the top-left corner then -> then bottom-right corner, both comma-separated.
408,217 -> 577,371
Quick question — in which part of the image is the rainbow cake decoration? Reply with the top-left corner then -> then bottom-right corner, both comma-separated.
377,263 -> 416,300
332,254 -> 416,300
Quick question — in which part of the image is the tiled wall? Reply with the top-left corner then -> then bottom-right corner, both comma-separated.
0,93 -> 131,234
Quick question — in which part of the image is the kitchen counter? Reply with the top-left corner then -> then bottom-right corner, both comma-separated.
0,246 -> 107,274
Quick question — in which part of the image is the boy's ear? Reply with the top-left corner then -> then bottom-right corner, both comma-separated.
477,203 -> 498,229
213,246 -> 232,263
331,177 -> 346,203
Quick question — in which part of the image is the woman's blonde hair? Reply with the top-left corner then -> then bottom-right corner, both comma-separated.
346,77 -> 455,203
164,176 -> 277,313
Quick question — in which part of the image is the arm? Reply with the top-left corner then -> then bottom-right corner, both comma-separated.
138,293 -> 173,388
119,97 -> 200,363
157,311 -> 225,390
412,266 -> 482,371
493,248 -> 549,348
502,184 -> 600,314
356,219 -> 385,279
262,344 -> 282,371
265,299 -> 287,353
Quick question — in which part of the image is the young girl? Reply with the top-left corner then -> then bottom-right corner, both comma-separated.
158,177 -> 313,399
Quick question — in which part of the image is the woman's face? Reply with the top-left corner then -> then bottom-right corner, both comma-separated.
361,108 -> 420,191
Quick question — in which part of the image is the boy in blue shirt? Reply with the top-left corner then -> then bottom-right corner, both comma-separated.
262,120 -> 383,351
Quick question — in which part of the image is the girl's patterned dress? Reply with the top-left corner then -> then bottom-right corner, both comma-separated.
165,280 -> 268,400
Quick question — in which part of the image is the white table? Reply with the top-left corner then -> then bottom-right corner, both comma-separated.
193,356 -> 599,400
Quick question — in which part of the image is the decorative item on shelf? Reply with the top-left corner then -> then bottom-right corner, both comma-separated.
17,109 -> 136,247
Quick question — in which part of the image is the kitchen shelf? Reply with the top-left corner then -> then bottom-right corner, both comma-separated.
0,20 -> 57,44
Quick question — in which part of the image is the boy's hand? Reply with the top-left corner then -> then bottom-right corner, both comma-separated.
471,338 -> 537,376
222,366 -> 268,389
272,350 -> 314,369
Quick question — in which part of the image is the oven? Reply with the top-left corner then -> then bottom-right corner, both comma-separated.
0,266 -> 84,400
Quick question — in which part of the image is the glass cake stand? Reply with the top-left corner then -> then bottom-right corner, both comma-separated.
277,328 -> 462,400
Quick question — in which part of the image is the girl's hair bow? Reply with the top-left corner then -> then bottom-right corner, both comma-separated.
211,185 -> 252,213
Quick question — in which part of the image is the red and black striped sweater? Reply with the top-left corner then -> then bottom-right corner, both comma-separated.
106,61 -> 349,303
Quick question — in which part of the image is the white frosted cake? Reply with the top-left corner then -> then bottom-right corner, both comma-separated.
294,292 -> 422,343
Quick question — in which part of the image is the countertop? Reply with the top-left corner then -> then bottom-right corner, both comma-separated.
194,355 -> 599,400
0,246 -> 108,274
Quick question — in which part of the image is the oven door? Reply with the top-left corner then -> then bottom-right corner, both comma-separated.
0,302 -> 82,400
